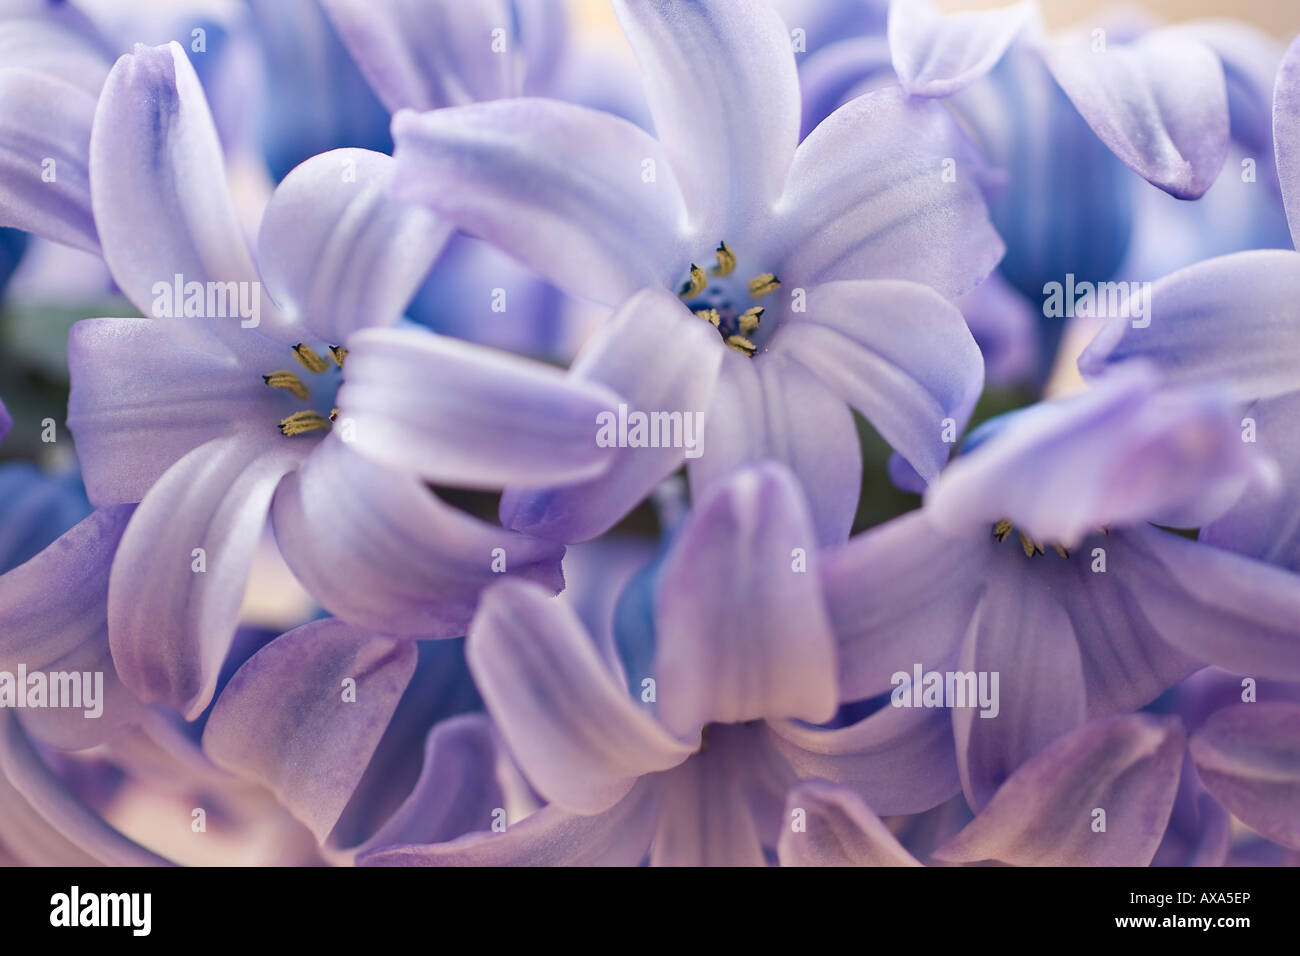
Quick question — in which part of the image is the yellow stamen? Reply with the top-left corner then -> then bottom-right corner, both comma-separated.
1053,544 -> 1071,559
1018,532 -> 1044,558
679,264 -> 707,299
993,518 -> 1013,542
712,242 -> 736,278
737,306 -> 763,336
262,371 -> 309,401
696,308 -> 721,327
279,410 -> 331,436
726,334 -> 756,356
329,407 -> 340,422
328,345 -> 349,368
292,343 -> 330,374
748,273 -> 780,298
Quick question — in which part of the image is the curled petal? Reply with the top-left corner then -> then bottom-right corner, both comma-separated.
203,619 -> 418,843
934,714 -> 1185,866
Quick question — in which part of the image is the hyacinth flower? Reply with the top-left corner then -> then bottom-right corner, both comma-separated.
389,0 -> 1004,546
821,364 -> 1300,812
359,464 -> 960,867
786,0 -> 1243,380
1081,34 -> 1300,575
46,41 -> 623,722
319,0 -> 649,359
780,712 -> 1187,866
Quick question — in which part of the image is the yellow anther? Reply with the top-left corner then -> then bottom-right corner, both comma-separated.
329,407 -> 340,422
328,345 -> 349,368
292,343 -> 330,374
262,371 -> 309,401
279,410 -> 331,436
738,306 -> 764,335
1053,544 -> 1071,559
726,334 -> 757,356
993,518 -> 1013,542
696,308 -> 721,327
748,273 -> 780,298
679,264 -> 707,299
1018,532 -> 1044,558
712,242 -> 736,278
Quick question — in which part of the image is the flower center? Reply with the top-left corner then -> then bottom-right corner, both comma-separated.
677,241 -> 781,357
992,519 -> 1072,559
262,343 -> 347,437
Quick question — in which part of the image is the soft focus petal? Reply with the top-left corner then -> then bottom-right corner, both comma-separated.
796,36 -> 895,139
320,0 -> 516,112
761,703 -> 961,816
1124,525 -> 1300,683
888,0 -> 1036,97
90,42 -> 260,318
651,731 -> 766,867
0,506 -> 144,748
778,780 -> 921,866
499,289 -> 721,542
1041,27 -> 1229,198
1080,250 -> 1300,401
468,579 -> 695,815
934,714 -> 1184,866
109,433 -> 304,720
822,510 -> 986,702
612,0 -> 800,242
0,6 -> 111,251
1272,34 -> 1300,247
67,317 -> 286,506
273,434 -> 564,636
203,619 -> 417,842
359,777 -> 660,866
0,69 -> 99,252
357,714 -> 505,855
689,351 -> 861,546
391,101 -> 688,306
770,86 -> 1004,298
257,148 -> 451,343
1189,703 -> 1300,851
653,464 -> 837,738
1201,392 -> 1300,572
0,713 -> 169,866
953,548 -> 1086,810
925,366 -> 1262,547
337,325 -> 622,488
776,280 -> 983,482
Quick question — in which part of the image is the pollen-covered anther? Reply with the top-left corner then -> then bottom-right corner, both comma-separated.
748,273 -> 780,298
279,410 -> 331,436
328,345 -> 348,368
1018,532 -> 1045,558
993,518 -> 1013,542
292,343 -> 331,374
1053,544 -> 1070,559
262,371 -> 309,401
696,308 -> 721,327
737,306 -> 763,336
726,334 -> 757,356
679,264 -> 707,299
329,407 -> 340,423
712,241 -> 736,277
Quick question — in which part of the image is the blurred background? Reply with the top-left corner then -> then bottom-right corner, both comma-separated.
571,0 -> 1300,38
